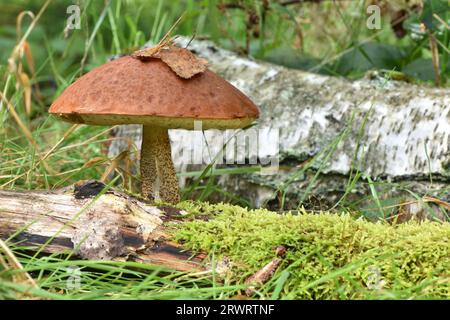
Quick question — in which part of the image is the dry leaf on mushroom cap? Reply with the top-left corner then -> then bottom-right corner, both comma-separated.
132,41 -> 208,79
157,46 -> 208,79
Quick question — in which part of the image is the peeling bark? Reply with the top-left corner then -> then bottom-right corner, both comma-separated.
108,37 -> 450,208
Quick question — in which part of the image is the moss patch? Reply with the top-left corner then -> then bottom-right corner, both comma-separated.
172,201 -> 450,299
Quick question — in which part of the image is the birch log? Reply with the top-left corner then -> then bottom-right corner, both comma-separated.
0,181 -> 205,272
108,37 -> 450,208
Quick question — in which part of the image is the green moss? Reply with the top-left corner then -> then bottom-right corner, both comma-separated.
172,201 -> 450,299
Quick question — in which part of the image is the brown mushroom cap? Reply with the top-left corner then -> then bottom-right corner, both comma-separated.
49,56 -> 260,130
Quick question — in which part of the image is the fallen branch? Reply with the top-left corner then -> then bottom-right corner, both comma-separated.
0,181 -> 204,272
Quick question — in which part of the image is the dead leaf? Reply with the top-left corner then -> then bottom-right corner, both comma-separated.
131,15 -> 206,79
156,46 -> 207,79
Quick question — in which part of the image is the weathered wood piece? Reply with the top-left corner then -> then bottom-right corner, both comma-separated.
108,37 -> 450,208
0,181 -> 203,272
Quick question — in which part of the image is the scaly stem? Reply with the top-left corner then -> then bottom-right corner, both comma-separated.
140,126 -> 180,204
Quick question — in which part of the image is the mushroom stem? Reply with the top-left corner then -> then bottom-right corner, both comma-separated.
140,125 -> 180,204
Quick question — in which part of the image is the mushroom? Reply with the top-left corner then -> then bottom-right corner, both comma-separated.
49,46 -> 259,204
